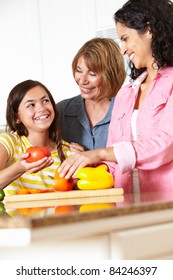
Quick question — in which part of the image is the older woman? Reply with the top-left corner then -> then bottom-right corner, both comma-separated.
57,37 -> 126,151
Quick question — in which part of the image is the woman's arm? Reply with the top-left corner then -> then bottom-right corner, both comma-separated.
58,147 -> 116,179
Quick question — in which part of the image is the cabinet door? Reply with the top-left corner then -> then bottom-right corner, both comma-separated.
0,234 -> 110,260
110,222 -> 173,259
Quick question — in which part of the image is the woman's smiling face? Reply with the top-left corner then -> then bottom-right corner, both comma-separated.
116,21 -> 153,69
75,56 -> 103,101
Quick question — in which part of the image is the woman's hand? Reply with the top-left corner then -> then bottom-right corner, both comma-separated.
58,149 -> 102,179
58,147 -> 116,179
69,142 -> 85,153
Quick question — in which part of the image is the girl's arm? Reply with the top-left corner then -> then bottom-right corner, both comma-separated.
0,144 -> 53,189
0,144 -> 24,188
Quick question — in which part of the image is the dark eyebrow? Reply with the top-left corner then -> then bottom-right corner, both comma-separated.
24,94 -> 49,105
121,34 -> 127,40
24,99 -> 34,105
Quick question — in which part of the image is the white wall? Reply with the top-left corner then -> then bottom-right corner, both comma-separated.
0,0 -> 126,126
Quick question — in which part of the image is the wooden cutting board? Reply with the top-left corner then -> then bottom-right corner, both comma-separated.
4,188 -> 123,203
5,194 -> 124,209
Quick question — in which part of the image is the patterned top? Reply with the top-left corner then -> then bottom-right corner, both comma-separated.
0,132 -> 71,195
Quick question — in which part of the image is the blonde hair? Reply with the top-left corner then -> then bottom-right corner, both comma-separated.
72,38 -> 126,99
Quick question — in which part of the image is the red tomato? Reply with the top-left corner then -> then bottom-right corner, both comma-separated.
26,146 -> 51,163
53,169 -> 73,191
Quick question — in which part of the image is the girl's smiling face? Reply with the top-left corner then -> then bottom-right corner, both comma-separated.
17,85 -> 55,134
117,21 -> 153,69
75,56 -> 103,101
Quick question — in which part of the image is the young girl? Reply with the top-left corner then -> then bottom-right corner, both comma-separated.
0,80 -> 71,195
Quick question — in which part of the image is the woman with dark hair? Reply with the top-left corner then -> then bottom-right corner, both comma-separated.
58,0 -> 173,193
0,80 -> 71,193
57,37 -> 126,151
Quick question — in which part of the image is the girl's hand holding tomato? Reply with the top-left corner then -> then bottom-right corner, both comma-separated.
17,147 -> 53,174
26,146 -> 51,163
53,169 -> 73,191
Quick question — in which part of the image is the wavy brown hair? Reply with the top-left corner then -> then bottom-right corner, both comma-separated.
6,80 -> 66,162
114,0 -> 173,80
72,38 -> 126,99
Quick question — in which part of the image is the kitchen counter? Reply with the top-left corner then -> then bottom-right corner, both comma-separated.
1,189 -> 173,260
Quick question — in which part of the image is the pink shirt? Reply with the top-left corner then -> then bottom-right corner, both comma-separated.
106,66 -> 173,193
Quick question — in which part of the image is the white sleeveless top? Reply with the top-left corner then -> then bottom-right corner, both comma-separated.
131,110 -> 140,195
131,109 -> 139,141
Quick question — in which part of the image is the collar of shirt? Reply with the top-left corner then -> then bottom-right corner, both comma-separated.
131,66 -> 172,89
132,71 -> 148,89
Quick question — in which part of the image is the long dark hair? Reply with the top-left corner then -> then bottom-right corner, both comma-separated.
114,0 -> 173,80
6,79 -> 66,162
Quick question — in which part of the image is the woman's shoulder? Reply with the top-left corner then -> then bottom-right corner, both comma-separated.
159,66 -> 173,78
57,95 -> 84,116
57,95 -> 82,108
116,81 -> 132,98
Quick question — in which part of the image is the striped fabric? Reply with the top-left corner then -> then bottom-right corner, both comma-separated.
0,132 -> 72,195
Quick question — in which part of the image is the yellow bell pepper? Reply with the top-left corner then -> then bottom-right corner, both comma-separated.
76,164 -> 114,190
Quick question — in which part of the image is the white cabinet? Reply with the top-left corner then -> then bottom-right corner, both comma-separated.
111,223 -> 173,259
1,208 -> 173,260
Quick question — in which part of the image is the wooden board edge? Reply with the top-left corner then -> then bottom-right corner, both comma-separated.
4,188 -> 124,203
5,195 -> 124,209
